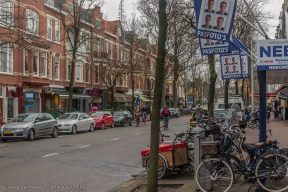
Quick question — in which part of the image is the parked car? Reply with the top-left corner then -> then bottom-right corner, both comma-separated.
90,111 -> 114,129
0,113 -> 58,142
57,112 -> 95,134
169,108 -> 181,118
113,111 -> 132,127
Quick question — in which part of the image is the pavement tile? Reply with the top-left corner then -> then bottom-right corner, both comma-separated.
111,118 -> 287,192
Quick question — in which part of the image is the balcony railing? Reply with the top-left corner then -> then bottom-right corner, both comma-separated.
93,51 -> 108,59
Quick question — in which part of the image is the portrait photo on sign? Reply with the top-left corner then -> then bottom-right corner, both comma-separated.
221,55 -> 241,75
198,0 -> 236,34
215,1 -> 230,15
241,55 -> 248,73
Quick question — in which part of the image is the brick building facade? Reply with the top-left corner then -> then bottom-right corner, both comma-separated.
0,0 -> 184,124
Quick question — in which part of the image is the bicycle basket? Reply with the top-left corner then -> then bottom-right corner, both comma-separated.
201,141 -> 221,155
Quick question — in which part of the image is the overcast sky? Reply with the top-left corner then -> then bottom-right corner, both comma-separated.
101,0 -> 282,39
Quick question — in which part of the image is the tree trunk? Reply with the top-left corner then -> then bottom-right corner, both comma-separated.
147,0 -> 167,191
225,79 -> 230,109
235,80 -> 239,95
111,87 -> 115,112
241,79 -> 245,101
161,80 -> 166,108
172,36 -> 179,108
68,55 -> 76,112
207,55 -> 217,120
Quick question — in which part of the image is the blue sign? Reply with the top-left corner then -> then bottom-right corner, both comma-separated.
194,0 -> 238,42
220,35 -> 249,80
199,38 -> 231,55
188,98 -> 193,102
257,39 -> 288,70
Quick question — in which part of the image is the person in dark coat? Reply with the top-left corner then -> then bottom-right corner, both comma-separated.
266,104 -> 272,123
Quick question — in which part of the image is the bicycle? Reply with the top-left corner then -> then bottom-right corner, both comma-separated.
195,126 -> 288,192
135,114 -> 140,127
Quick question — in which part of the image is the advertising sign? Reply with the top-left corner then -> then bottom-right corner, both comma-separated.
194,0 -> 238,42
199,38 -> 230,55
220,35 -> 249,80
257,39 -> 288,70
220,51 -> 242,80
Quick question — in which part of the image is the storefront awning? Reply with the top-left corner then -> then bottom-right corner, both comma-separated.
114,92 -> 132,103
53,90 -> 91,99
140,96 -> 151,102
278,87 -> 288,100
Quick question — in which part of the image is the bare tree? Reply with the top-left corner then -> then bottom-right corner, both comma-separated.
46,0 -> 103,112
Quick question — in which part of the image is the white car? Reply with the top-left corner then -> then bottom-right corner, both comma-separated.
57,112 -> 95,134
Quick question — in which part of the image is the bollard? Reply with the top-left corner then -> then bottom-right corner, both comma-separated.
194,130 -> 213,191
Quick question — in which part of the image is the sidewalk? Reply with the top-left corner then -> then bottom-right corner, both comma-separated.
111,118 -> 287,192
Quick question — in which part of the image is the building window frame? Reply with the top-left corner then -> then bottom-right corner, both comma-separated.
75,61 -> 83,82
54,54 -> 60,80
23,49 -> 28,75
26,9 -> 39,34
33,50 -> 39,76
41,52 -> 47,77
55,19 -> 60,42
94,64 -> 99,84
0,1 -> 14,27
47,17 -> 52,40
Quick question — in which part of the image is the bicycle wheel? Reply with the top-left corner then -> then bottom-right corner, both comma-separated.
195,158 -> 234,192
146,154 -> 167,179
255,152 -> 288,192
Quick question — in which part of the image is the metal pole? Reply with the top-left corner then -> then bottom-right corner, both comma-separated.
259,71 -> 266,143
251,37 -> 254,113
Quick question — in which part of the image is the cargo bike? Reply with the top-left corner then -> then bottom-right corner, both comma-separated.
141,132 -> 194,179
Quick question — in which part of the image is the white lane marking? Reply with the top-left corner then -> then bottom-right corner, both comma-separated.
0,144 -> 6,147
80,145 -> 90,148
43,153 -> 58,158
134,133 -> 140,135
112,138 -> 119,141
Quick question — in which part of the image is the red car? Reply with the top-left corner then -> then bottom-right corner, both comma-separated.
89,111 -> 114,129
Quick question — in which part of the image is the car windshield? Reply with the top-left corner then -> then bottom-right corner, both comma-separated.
11,114 -> 36,122
114,111 -> 124,116
59,113 -> 78,120
214,110 -> 229,118
169,108 -> 176,112
90,112 -> 103,117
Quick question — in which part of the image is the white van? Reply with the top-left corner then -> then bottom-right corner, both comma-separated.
216,95 -> 246,129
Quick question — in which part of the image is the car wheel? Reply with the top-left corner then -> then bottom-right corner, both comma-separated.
71,125 -> 77,134
89,123 -> 94,132
111,122 -> 115,128
51,127 -> 58,138
27,129 -> 35,141
129,119 -> 132,126
121,120 -> 125,127
101,123 -> 105,130
176,114 -> 178,118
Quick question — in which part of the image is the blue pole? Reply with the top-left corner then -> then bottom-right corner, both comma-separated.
259,70 -> 266,142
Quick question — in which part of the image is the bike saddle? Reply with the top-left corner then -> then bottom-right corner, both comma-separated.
251,140 -> 272,148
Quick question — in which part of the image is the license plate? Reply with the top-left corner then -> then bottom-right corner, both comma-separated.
4,131 -> 13,134
58,127 -> 61,131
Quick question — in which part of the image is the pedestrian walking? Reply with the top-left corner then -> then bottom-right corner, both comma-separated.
195,104 -> 204,124
266,104 -> 272,123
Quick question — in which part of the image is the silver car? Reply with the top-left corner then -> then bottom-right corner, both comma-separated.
0,113 -> 58,142
57,112 -> 95,134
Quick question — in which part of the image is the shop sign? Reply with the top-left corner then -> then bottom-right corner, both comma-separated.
257,39 -> 288,70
